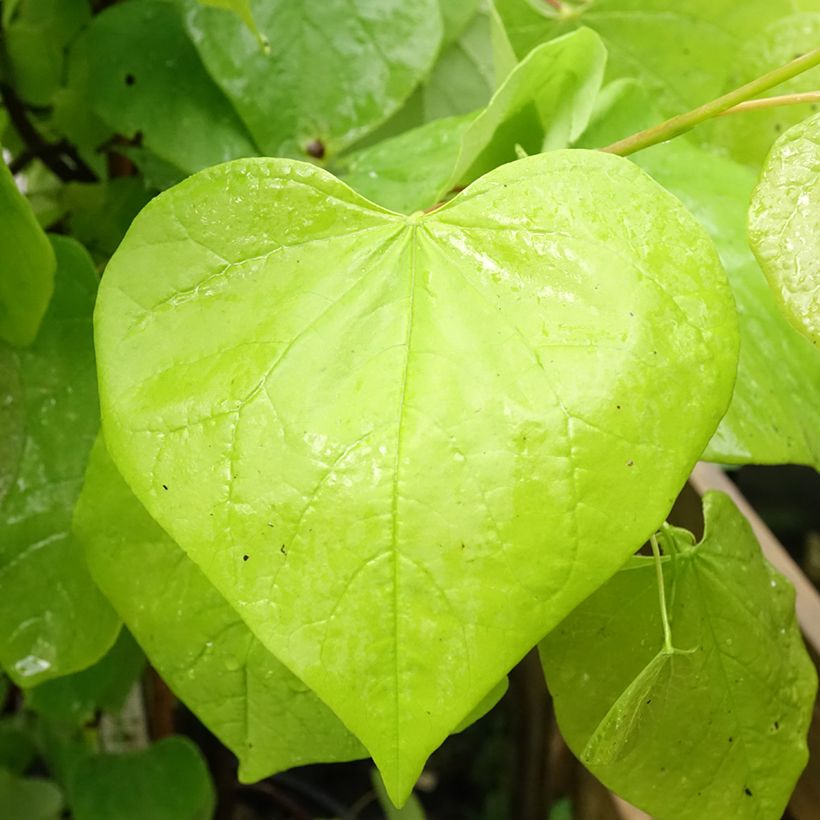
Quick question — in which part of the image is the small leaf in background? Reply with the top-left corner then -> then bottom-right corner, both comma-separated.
0,716 -> 37,774
749,111 -> 820,346
0,236 -> 119,687
373,768 -> 427,818
75,438 -> 365,781
1,0 -> 90,106
26,630 -> 144,725
68,737 -> 214,820
448,27 -> 605,186
340,112 -> 476,213
66,0 -> 258,177
0,160 -> 55,347
541,491 -> 817,820
95,150 -> 737,802
0,769 -> 63,820
185,0 -> 444,159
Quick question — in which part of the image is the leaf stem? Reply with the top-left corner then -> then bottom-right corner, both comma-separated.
650,533 -> 674,655
718,90 -> 820,115
602,48 -> 820,156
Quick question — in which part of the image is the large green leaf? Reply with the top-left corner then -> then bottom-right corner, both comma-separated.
635,139 -> 820,467
0,161 -> 55,348
749,112 -> 820,346
0,236 -> 119,687
707,14 -> 820,169
541,491 -> 817,820
1,0 -> 90,106
66,0 -> 258,176
68,737 -> 214,820
75,438 -> 365,780
26,630 -> 144,725
447,27 -> 605,186
0,770 -> 63,820
184,0 -> 444,159
492,0 -> 817,117
95,151 -> 737,802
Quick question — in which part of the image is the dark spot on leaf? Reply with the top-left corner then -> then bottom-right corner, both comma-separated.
773,721 -> 780,730
728,737 -> 733,742
162,484 -> 168,490
744,788 -> 753,797
645,699 -> 651,705
461,542 -> 466,550
305,139 -> 325,159
267,522 -> 274,528
616,404 -> 621,410
243,554 -> 249,562
280,544 -> 288,556
125,73 -> 136,86
627,460 -> 634,467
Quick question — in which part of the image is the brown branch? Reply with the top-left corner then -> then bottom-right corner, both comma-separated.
0,83 -> 97,182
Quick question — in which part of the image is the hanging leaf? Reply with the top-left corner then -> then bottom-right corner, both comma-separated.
75,438 -> 366,780
541,491 -> 817,820
749,111 -> 820,346
0,160 -> 55,348
0,236 -> 119,687
184,0 -> 444,159
95,150 -> 737,802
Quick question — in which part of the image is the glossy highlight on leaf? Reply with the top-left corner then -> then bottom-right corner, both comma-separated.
541,491 -> 817,820
95,151 -> 737,801
0,236 -> 119,687
749,111 -> 820,345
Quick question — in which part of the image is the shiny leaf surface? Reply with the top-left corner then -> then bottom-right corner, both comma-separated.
749,111 -> 820,345
541,491 -> 817,820
75,438 -> 365,781
0,236 -> 119,687
96,151 -> 737,801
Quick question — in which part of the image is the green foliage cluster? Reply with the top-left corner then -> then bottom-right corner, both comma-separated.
0,0 -> 819,817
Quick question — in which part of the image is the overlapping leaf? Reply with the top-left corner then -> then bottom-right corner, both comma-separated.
340,28 -> 605,213
184,0 -> 444,159
0,236 -> 119,687
95,150 -> 737,801
541,491 -> 817,820
75,439 -> 365,781
0,161 -> 55,347
749,112 -> 820,345
66,0 -> 258,177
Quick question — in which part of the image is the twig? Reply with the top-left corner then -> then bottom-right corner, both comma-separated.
719,90 -> 820,115
0,83 -> 97,182
602,49 -> 820,156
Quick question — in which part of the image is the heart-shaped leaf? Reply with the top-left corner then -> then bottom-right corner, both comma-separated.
749,111 -> 820,345
96,151 -> 738,802
184,0 -> 444,159
540,491 -> 817,820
